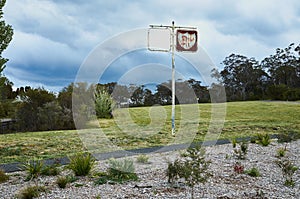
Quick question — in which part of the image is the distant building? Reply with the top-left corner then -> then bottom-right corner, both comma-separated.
0,118 -> 17,134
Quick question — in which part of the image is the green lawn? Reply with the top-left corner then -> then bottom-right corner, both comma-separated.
0,101 -> 299,164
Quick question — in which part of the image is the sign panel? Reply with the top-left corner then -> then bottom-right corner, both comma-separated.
176,30 -> 198,52
148,28 -> 171,52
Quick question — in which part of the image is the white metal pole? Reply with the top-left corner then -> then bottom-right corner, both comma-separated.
171,21 -> 175,136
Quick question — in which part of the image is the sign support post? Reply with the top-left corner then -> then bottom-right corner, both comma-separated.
148,21 -> 197,136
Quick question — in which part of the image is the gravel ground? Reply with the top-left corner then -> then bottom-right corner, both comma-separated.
0,139 -> 299,199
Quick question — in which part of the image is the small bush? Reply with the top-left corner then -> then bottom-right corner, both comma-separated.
107,158 -> 138,183
0,169 -> 9,183
68,153 -> 95,176
233,141 -> 248,160
276,147 -> 287,158
56,176 -> 69,188
17,185 -> 46,199
136,154 -> 149,164
256,133 -> 271,146
245,167 -> 260,177
41,164 -> 60,176
166,146 -> 212,198
233,162 -> 244,174
94,90 -> 115,119
22,159 -> 44,180
276,158 -> 298,187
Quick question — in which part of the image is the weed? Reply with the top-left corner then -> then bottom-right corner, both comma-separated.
231,138 -> 237,148
256,133 -> 271,146
56,176 -> 69,188
68,152 -> 95,176
276,158 -> 298,187
41,164 -> 60,176
107,158 -> 138,183
276,147 -> 287,158
136,154 -> 149,164
233,141 -> 248,160
245,167 -> 260,177
0,169 -> 9,183
22,159 -> 44,180
233,162 -> 244,174
17,185 -> 46,199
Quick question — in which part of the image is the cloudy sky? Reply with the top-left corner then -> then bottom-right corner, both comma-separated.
2,0 -> 300,92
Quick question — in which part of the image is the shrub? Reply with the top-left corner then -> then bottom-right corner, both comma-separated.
41,164 -> 60,176
136,154 -> 149,164
256,133 -> 271,146
276,147 -> 287,158
233,141 -> 248,160
0,169 -> 9,183
166,146 -> 212,198
276,158 -> 298,187
56,176 -> 69,189
94,90 -> 115,119
22,159 -> 44,180
245,167 -> 260,177
68,153 -> 95,176
107,158 -> 138,183
17,185 -> 46,199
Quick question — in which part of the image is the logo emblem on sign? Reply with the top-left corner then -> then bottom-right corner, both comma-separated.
176,30 -> 198,52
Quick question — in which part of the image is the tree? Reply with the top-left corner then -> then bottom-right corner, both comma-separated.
0,0 -> 13,75
220,54 -> 267,101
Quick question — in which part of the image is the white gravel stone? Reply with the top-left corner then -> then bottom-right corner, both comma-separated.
0,139 -> 299,198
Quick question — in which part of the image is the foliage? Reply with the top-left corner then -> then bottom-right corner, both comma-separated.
276,157 -> 298,187
41,164 -> 60,176
276,147 -> 287,158
0,0 -> 13,75
136,154 -> 149,164
233,162 -> 244,174
255,133 -> 271,146
56,176 -> 69,188
22,159 -> 44,180
68,152 -> 95,176
17,185 -> 46,199
94,89 -> 115,118
94,159 -> 138,185
0,169 -> 9,183
245,167 -> 260,177
233,141 -> 248,160
166,146 -> 212,198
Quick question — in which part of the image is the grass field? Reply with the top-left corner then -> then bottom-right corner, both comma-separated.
0,101 -> 299,164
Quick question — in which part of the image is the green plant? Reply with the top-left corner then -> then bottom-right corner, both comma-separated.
166,146 -> 212,199
245,167 -> 260,177
94,90 -> 115,119
233,141 -> 248,160
276,147 -> 287,158
276,158 -> 298,187
17,185 -> 46,199
68,152 -> 95,176
0,169 -> 9,183
22,159 -> 44,180
56,176 -> 69,188
107,158 -> 138,183
256,133 -> 271,146
41,164 -> 60,176
136,154 -> 149,164
231,138 -> 237,148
